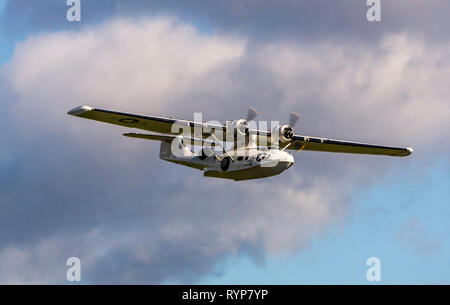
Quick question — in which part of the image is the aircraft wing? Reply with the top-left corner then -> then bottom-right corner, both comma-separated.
285,135 -> 413,157
68,106 -> 412,157
67,106 -> 225,135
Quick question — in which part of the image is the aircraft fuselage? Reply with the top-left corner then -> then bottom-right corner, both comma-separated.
160,142 -> 294,181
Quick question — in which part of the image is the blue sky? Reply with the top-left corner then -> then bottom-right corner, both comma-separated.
0,1 -> 448,284
0,0 -> 11,66
201,160 -> 450,284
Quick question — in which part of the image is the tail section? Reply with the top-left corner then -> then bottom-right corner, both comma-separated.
159,140 -> 172,159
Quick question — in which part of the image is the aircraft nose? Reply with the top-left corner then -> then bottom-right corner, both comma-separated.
284,153 -> 294,164
287,154 -> 294,168
281,154 -> 294,169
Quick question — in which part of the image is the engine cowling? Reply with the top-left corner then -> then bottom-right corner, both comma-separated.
228,119 -> 250,137
271,125 -> 294,146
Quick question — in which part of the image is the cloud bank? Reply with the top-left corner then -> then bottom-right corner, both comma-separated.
0,16 -> 448,283
2,0 -> 450,43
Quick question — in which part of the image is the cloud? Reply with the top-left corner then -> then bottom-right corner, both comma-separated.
257,34 -> 450,148
0,16 -> 448,283
2,0 -> 450,44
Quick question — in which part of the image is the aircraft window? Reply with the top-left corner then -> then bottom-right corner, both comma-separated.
237,156 -> 243,161
245,156 -> 248,160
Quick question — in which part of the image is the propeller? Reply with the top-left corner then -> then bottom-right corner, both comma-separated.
289,112 -> 300,127
246,107 -> 258,121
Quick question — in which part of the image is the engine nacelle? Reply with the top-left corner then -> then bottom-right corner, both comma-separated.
227,119 -> 250,138
271,125 -> 294,146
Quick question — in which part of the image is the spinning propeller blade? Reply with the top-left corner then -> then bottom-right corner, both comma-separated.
247,107 -> 258,121
289,112 -> 300,127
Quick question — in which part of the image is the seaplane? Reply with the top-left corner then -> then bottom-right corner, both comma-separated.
67,106 -> 413,181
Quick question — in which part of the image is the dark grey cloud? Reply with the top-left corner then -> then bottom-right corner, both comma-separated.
0,0 -> 114,35
1,0 -> 450,44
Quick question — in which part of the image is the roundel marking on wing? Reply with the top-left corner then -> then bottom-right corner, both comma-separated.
119,118 -> 139,124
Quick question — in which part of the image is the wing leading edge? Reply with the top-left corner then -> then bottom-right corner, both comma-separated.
285,135 -> 413,157
67,106 -> 225,135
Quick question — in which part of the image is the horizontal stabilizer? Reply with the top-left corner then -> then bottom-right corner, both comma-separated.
123,133 -> 217,147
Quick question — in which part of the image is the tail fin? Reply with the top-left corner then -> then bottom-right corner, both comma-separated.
159,140 -> 172,159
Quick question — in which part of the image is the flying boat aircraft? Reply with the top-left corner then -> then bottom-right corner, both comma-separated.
68,106 -> 413,181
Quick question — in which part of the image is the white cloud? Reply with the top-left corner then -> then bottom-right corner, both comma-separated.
258,34 -> 450,147
6,17 -> 244,130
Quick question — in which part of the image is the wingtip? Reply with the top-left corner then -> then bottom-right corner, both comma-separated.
398,147 -> 414,157
123,133 -> 137,137
67,105 -> 94,116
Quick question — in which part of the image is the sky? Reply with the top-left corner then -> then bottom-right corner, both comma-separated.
0,1 -> 449,284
